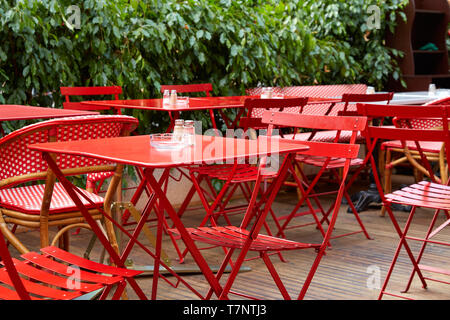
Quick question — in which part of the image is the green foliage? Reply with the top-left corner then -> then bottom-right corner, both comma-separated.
0,0 -> 408,135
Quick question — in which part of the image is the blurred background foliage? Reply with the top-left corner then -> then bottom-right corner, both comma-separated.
0,0 -> 408,135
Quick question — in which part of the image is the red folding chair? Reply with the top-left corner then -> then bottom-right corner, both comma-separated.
169,110 -> 366,299
274,93 -> 393,237
160,83 -> 216,128
357,102 -> 450,300
281,92 -> 394,143
60,86 -> 123,112
170,98 -> 309,263
60,86 -> 123,195
379,96 -> 450,216
0,115 -> 138,254
0,230 -> 144,300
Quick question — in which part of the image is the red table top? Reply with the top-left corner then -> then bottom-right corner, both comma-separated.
0,105 -> 99,121
29,135 -> 309,168
80,96 -> 340,112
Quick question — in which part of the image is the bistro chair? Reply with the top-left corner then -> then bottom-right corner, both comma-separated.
0,227 -> 145,300
160,83 -> 214,124
169,98 -> 309,264
170,110 -> 366,299
357,103 -> 450,300
0,115 -> 138,254
379,96 -> 450,216
60,86 -> 123,113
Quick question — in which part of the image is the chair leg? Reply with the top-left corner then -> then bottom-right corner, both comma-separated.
381,149 -> 392,217
261,252 -> 291,299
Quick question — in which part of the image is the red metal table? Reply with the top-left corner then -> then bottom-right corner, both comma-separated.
29,134 -> 309,299
81,96 -> 340,131
0,104 -> 99,136
0,104 -> 99,121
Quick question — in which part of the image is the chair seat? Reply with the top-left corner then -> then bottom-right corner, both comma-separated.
295,155 -> 364,169
381,140 -> 443,153
0,182 -> 104,215
283,130 -> 364,143
385,181 -> 450,211
191,164 -> 277,182
0,246 -> 142,300
86,171 -> 114,183
169,226 -> 319,251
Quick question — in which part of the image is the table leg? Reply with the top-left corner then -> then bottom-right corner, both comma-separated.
142,167 -> 225,298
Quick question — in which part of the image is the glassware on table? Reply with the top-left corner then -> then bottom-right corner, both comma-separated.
170,90 -> 178,106
428,83 -> 437,96
172,119 -> 185,143
366,86 -> 376,94
162,90 -> 170,108
176,96 -> 190,108
261,87 -> 273,99
150,133 -> 185,149
183,120 -> 195,146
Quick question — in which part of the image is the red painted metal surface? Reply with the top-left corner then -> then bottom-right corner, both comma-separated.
0,232 -> 144,300
357,102 -> 450,300
0,105 -> 99,121
60,86 -> 122,111
160,83 -> 213,96
29,134 -> 307,169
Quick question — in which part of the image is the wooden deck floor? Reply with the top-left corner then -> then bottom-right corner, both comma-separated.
8,174 -> 450,300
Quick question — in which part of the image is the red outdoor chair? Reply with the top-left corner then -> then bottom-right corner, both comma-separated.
357,102 -> 450,300
281,92 -> 394,143
160,83 -> 216,128
0,232 -> 144,300
0,115 -> 138,254
170,98 -> 309,263
379,96 -> 450,216
60,86 -> 123,112
60,86 -> 123,195
170,110 -> 366,299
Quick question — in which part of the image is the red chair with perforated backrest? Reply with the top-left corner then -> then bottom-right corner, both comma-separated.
0,115 -> 138,254
379,96 -> 450,216
170,110 -> 367,299
0,224 -> 144,300
357,102 -> 450,300
60,86 -> 124,196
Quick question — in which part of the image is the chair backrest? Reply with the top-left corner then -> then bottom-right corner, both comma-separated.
0,115 -> 138,189
240,97 -> 309,130
338,92 -> 394,116
261,111 -> 366,159
394,96 -> 450,129
357,103 -> 450,184
160,83 -> 213,97
60,86 -> 123,111
247,84 -> 369,117
259,111 -> 367,246
246,84 -> 367,97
